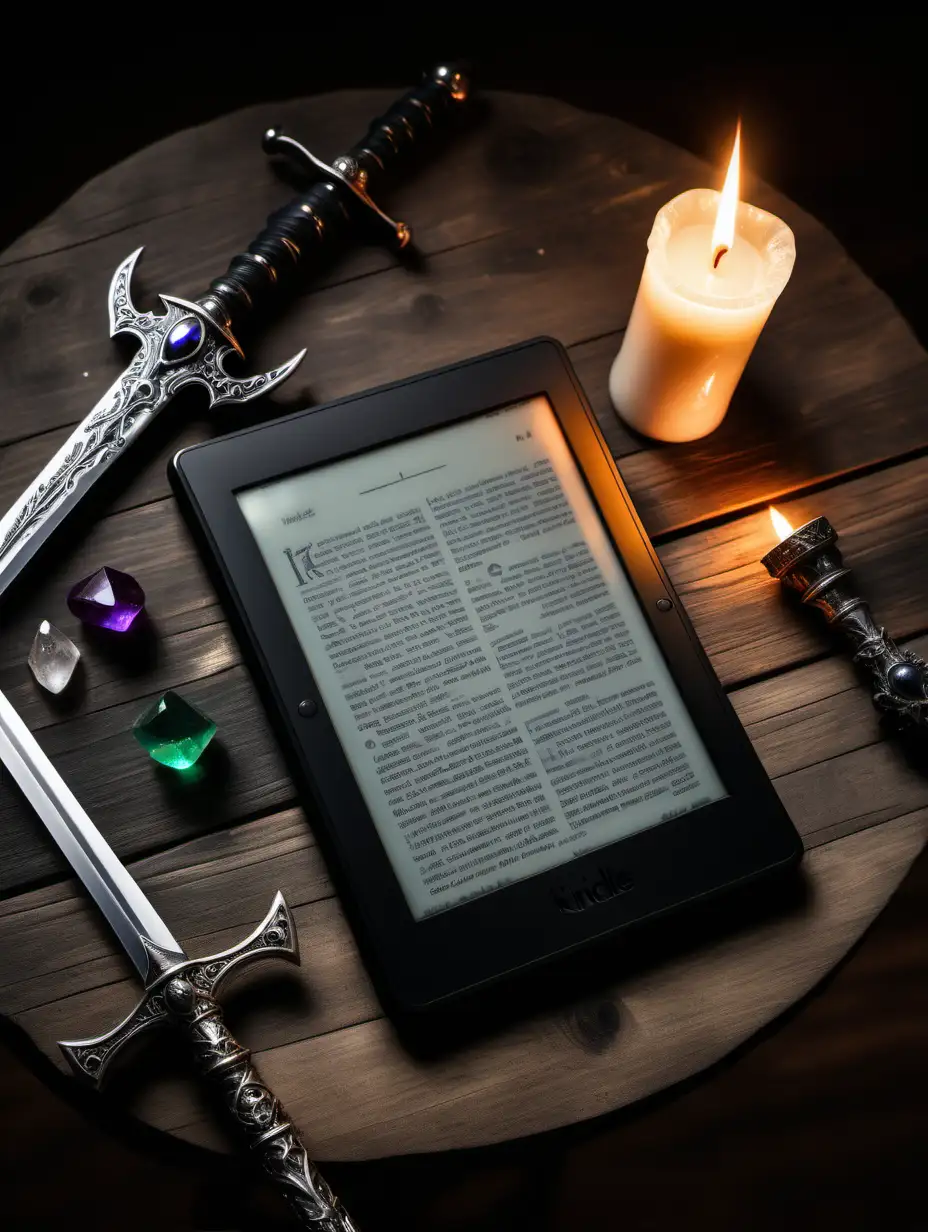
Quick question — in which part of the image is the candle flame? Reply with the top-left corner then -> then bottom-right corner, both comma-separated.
769,505 -> 793,541
712,121 -> 741,268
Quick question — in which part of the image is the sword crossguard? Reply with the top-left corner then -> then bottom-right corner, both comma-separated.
0,249 -> 306,586
262,127 -> 411,250
259,65 -> 469,255
60,894 -> 356,1230
109,246 -> 306,405
59,891 -> 298,1086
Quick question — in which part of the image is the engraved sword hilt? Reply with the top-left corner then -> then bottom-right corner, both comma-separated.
60,893 -> 356,1230
0,248 -> 307,600
0,68 -> 473,602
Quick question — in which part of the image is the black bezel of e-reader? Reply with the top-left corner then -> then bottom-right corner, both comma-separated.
170,337 -> 801,1016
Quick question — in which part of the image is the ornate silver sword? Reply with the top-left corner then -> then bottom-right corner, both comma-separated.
0,64 -> 469,598
0,65 -> 469,1227
0,686 -> 354,1229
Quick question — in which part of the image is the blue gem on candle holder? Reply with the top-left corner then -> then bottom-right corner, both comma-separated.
887,662 -> 926,701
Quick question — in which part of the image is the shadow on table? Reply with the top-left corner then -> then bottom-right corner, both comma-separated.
620,361 -> 833,541
147,739 -> 235,826
396,861 -> 810,1061
883,716 -> 928,777
81,611 -> 160,676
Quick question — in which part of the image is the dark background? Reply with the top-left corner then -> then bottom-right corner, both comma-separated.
1,29 -> 925,1230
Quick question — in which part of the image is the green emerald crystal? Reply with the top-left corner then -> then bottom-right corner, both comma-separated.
133,690 -> 217,769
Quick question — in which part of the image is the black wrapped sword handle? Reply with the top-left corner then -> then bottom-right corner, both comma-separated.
60,894 -> 356,1230
198,64 -> 469,340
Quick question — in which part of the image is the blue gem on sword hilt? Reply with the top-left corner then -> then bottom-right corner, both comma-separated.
162,315 -> 204,363
0,66 -> 472,605
0,248 -> 305,593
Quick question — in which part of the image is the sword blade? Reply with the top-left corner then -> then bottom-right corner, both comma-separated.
0,364 -> 156,600
0,688 -> 183,976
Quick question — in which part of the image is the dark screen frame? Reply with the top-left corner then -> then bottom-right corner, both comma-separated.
171,338 -> 801,1014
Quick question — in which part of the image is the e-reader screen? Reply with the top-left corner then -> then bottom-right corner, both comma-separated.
237,397 -> 727,920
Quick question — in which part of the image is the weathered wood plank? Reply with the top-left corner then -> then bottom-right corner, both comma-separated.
735,637 -> 928,776
5,818 -> 379,1050
4,633 -> 926,1073
0,94 -> 694,448
1,90 -> 925,1165
230,813 -> 926,1161
0,667 -> 291,891
663,456 -> 928,684
0,498 -> 219,681
0,809 -> 330,1015
4,409 -> 928,712
4,622 -> 238,733
3,449 -> 926,708
1,94 -> 689,271
0,415 -> 214,534
575,315 -> 928,536
7,811 -> 923,1160
2,194 -> 924,556
2,98 -> 924,587
0,166 -> 696,450
3,456 -> 928,892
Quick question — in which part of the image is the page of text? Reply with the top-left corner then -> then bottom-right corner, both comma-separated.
238,398 -> 726,918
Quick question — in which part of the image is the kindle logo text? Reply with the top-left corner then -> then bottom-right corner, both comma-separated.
553,867 -> 634,914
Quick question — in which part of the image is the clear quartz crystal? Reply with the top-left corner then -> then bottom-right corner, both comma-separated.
27,621 -> 81,694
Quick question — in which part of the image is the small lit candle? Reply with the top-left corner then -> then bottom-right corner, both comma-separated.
609,126 -> 796,442
769,504 -> 794,543
761,506 -> 928,725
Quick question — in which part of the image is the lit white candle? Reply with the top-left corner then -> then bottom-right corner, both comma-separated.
609,126 -> 796,442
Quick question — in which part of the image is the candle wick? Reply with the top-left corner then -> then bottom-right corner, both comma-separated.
712,245 -> 728,270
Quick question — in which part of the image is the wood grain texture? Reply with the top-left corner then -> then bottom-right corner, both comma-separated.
3,631 -> 925,1029
2,460 -> 927,892
4,813 -> 923,1160
0,90 -> 926,1160
1,99 -> 925,529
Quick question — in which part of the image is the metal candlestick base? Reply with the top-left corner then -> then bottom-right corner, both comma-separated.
761,516 -> 928,725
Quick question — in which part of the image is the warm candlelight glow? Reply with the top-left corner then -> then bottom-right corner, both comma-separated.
711,122 -> 741,269
769,505 -> 793,542
608,118 -> 795,443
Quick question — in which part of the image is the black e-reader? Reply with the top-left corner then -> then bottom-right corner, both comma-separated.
171,338 -> 801,1015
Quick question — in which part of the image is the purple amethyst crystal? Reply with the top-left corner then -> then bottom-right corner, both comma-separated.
67,566 -> 145,632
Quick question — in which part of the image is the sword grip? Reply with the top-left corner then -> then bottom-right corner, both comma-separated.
163,976 -> 357,1231
60,893 -> 355,1229
345,62 -> 469,195
198,64 -> 470,339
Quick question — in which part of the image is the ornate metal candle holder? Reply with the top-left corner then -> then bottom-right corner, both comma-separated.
761,515 -> 928,725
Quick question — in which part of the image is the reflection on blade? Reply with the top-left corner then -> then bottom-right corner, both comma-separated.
0,368 -> 158,600
0,690 -> 182,977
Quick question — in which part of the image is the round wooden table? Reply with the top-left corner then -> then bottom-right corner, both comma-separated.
0,89 -> 926,1165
